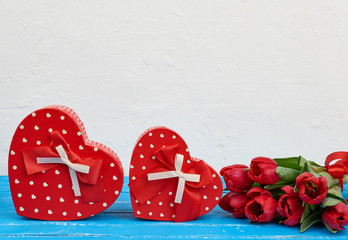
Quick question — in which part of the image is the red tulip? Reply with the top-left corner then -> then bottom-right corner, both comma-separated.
220,165 -> 253,193
248,157 -> 280,185
277,185 -> 305,226
246,187 -> 272,198
218,192 -> 249,218
296,172 -> 328,205
322,202 -> 348,231
244,187 -> 277,223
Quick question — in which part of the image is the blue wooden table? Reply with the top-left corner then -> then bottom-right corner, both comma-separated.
0,176 -> 347,239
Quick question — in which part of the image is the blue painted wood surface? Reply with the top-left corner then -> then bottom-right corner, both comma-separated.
0,176 -> 347,239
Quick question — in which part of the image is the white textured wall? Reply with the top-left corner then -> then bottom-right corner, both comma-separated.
1,1 -> 348,176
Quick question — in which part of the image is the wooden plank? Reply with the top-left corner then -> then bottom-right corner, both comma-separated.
0,176 -> 347,239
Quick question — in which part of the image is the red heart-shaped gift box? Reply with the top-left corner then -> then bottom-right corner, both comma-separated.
129,127 -> 223,222
8,105 -> 123,220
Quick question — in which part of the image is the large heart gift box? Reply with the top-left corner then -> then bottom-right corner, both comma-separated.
128,127 -> 223,222
8,105 -> 124,220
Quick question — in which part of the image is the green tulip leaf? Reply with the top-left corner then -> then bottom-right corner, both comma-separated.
300,204 -> 311,223
294,185 -> 299,193
308,160 -> 323,168
326,194 -> 347,205
343,175 -> 348,184
276,167 -> 300,182
328,186 -> 343,197
324,221 -> 338,234
300,161 -> 320,177
328,186 -> 346,203
318,172 -> 339,188
326,186 -> 347,204
300,219 -> 322,233
300,209 -> 324,233
273,157 -> 301,170
299,156 -> 308,168
309,204 -> 319,212
264,180 -> 294,191
269,188 -> 286,201
251,182 -> 261,188
310,165 -> 328,174
321,197 -> 342,207
300,161 -> 310,173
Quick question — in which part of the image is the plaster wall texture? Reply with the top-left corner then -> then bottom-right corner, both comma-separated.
1,1 -> 348,175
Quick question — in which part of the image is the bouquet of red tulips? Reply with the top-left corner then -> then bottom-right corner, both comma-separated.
219,154 -> 348,233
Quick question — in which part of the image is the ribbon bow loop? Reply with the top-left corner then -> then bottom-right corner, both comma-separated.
50,131 -> 101,185
148,152 -> 201,204
154,145 -> 211,188
325,151 -> 348,190
22,131 -> 104,202
154,144 -> 180,169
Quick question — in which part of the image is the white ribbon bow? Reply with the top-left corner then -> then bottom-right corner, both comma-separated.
36,145 -> 90,197
147,153 -> 200,204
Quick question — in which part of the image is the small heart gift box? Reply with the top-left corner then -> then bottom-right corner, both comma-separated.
128,127 -> 223,222
8,105 -> 124,220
